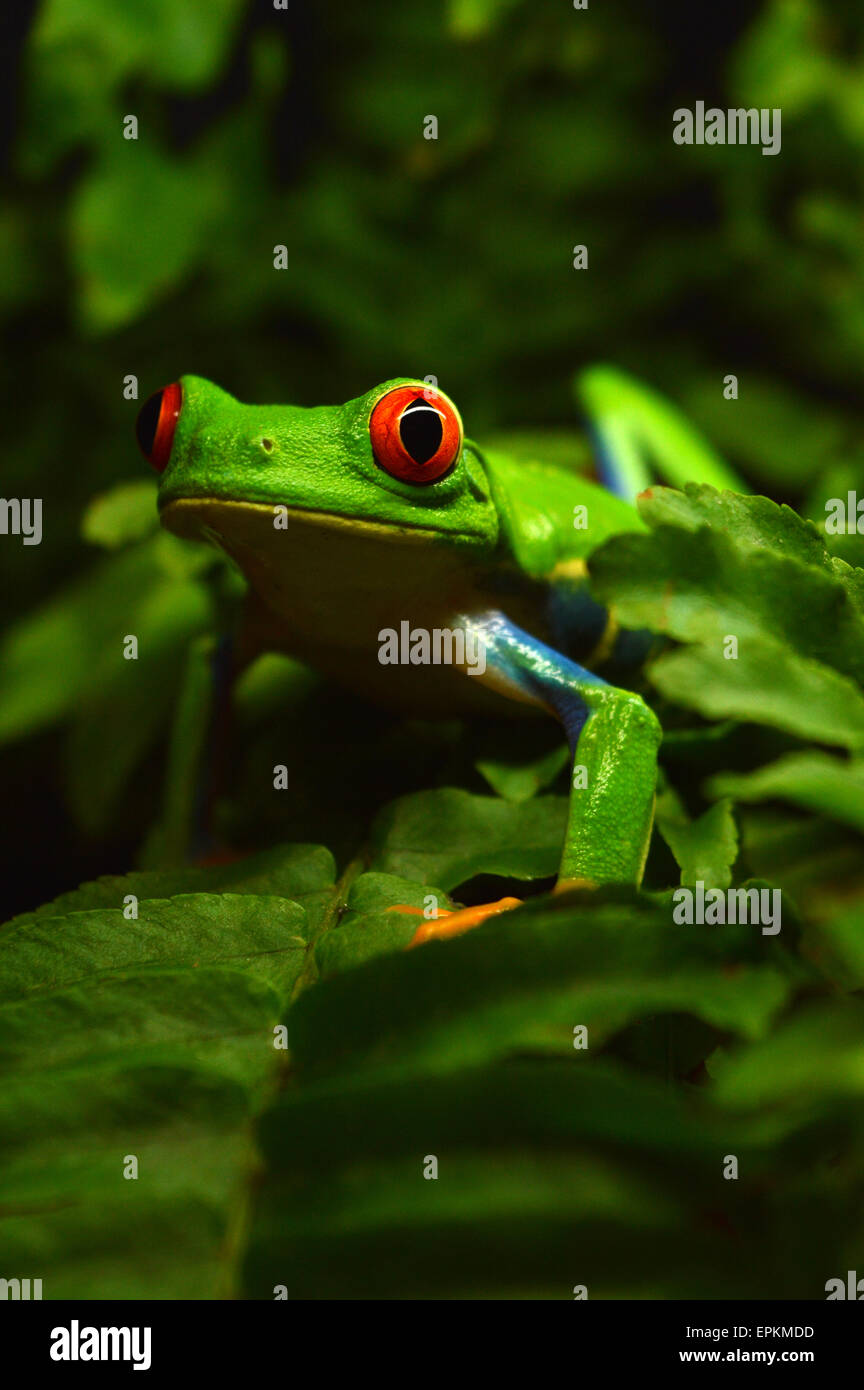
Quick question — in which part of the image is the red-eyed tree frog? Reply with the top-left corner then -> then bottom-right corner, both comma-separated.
136,367 -> 742,945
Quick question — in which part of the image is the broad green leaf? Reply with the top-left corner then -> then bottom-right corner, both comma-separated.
288,890 -> 794,1084
590,490 -> 864,686
0,888 -> 310,1298
243,1060 -> 770,1300
637,484 -> 829,567
369,788 -> 566,887
650,637 -> 864,750
709,752 -> 864,835
4,841 -> 336,929
711,1000 -> 864,1109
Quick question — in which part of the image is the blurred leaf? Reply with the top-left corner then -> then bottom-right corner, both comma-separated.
731,0 -> 832,114
0,537 -> 214,747
709,752 -> 864,836
71,140 -> 221,333
81,480 -> 159,549
21,0 -> 246,171
244,1060 -> 762,1299
447,0 -> 523,40
808,901 -> 864,991
711,1000 -> 864,1109
682,376 -> 851,489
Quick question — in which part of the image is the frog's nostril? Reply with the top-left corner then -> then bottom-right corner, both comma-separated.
260,437 -> 274,453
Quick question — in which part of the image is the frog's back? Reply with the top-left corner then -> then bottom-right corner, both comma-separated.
478,443 -> 644,582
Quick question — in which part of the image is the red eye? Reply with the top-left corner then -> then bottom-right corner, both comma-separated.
369,385 -> 463,484
136,382 -> 182,473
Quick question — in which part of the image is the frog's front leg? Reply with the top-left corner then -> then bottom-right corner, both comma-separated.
407,612 -> 662,947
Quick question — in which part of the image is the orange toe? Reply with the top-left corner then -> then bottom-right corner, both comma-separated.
405,896 -> 522,948
552,876 -> 596,894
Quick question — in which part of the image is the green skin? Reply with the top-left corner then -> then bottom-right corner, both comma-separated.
155,367 -> 741,889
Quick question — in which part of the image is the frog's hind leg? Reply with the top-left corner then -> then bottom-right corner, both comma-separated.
575,364 -> 744,502
403,611 -> 662,948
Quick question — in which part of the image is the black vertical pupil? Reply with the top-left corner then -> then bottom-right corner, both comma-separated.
136,391 -> 164,458
399,399 -> 443,464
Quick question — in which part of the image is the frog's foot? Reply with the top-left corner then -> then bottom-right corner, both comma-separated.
552,876 -> 597,895
388,897 -> 523,949
391,879 -> 598,949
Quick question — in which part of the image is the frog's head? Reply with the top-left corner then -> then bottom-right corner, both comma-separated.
136,375 -> 499,557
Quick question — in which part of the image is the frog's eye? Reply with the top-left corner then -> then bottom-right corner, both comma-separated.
136,382 -> 183,473
370,385 -> 462,484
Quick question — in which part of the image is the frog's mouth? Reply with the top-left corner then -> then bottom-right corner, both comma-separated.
159,495 -> 490,652
160,496 -> 453,546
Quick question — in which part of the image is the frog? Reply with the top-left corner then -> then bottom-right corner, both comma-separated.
136,366 -> 742,945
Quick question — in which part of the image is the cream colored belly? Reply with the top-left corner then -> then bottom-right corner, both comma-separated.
161,497 -> 546,717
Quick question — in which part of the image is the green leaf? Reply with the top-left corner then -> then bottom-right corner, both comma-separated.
243,1058 -> 769,1300
0,538 -> 214,748
474,724 -> 569,801
650,637 -> 864,750
447,0 -> 523,40
655,790 -> 738,889
637,485 -> 830,567
287,890 -> 794,1085
708,752 -> 864,836
711,1000 -> 864,1109
369,787 -> 566,887
0,888 -> 311,1298
681,377 -> 850,488
314,873 -> 455,978
22,0 -> 247,172
590,487 -> 864,685
81,479 -> 159,549
14,837 -> 330,912
807,902 -> 864,990
71,140 -> 220,333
